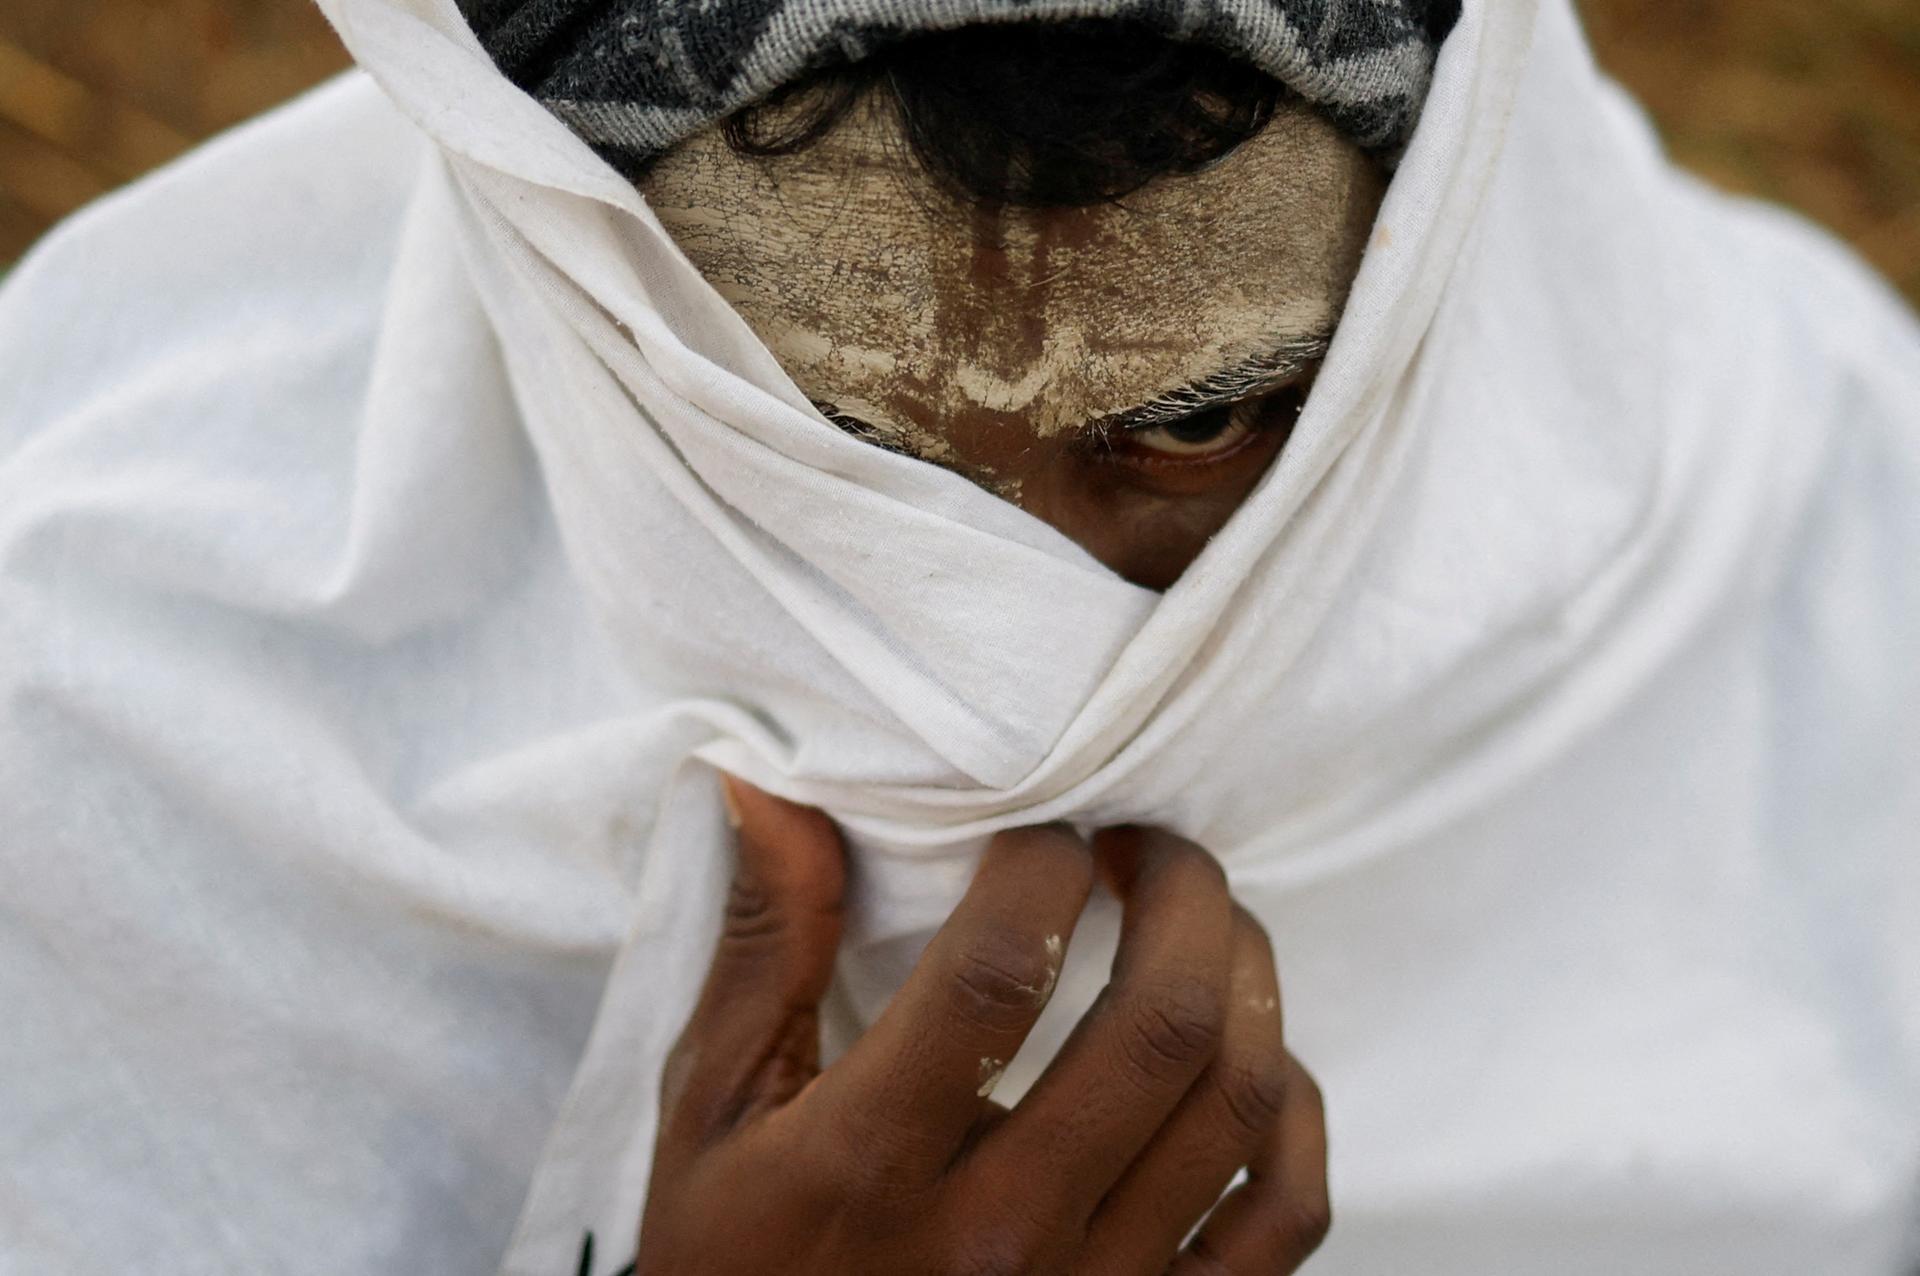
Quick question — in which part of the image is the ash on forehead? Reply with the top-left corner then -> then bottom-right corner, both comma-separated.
641,93 -> 1383,482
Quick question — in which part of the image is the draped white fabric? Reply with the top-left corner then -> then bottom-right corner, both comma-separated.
3,0 -> 1918,1270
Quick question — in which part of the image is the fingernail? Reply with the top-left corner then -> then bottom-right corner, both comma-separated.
718,772 -> 743,830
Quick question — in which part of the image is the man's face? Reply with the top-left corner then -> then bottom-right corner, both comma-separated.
642,92 -> 1385,590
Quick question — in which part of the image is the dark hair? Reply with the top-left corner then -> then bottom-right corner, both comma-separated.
716,22 -> 1290,208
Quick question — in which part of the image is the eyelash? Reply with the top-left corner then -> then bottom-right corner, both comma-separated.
1104,382 -> 1309,465
813,374 -> 1313,474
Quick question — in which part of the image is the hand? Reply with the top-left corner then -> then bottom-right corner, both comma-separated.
631,775 -> 1330,1275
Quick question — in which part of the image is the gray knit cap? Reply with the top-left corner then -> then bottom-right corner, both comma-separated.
461,0 -> 1458,172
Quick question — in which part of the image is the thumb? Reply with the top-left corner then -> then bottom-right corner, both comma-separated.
662,773 -> 847,1138
714,772 -> 847,1008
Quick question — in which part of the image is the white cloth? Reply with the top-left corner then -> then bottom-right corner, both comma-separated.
3,0 -> 1918,1270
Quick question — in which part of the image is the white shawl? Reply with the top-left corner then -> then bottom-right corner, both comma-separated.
2,0 -> 1917,1270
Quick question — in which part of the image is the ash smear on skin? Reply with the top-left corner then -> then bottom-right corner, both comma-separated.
1003,932 -> 1065,1005
977,1056 -> 1006,1097
639,91 -> 1383,499
1037,933 -> 1064,1005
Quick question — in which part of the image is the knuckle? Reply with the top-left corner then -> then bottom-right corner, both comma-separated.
1118,976 -> 1225,1082
1175,1241 -> 1235,1276
1159,834 -> 1229,894
1037,832 -> 1097,898
943,1221 -> 1057,1276
1231,904 -> 1277,966
997,823 -> 1093,882
1215,1057 -> 1289,1142
721,871 -> 788,947
821,1107 -> 944,1204
1291,1062 -> 1327,1118
948,930 -> 1056,1032
653,1032 -> 741,1153
765,1121 -> 854,1210
1270,1192 -> 1333,1253
944,1241 -> 1029,1276
657,1033 -> 699,1105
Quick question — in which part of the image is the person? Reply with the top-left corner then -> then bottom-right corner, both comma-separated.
574,17 -> 1411,1272
0,1 -> 1916,1274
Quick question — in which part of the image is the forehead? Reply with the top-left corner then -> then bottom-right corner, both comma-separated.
642,93 -> 1383,455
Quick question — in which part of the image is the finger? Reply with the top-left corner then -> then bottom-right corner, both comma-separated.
1080,906 -> 1286,1274
659,773 -> 847,1146
1168,1053 -> 1331,1276
809,823 -> 1093,1177
968,826 -> 1235,1223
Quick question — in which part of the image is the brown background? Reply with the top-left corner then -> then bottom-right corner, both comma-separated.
1,0 -> 1917,304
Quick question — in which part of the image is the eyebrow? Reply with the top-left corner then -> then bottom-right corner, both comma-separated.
1091,328 -> 1334,437
811,326 -> 1335,450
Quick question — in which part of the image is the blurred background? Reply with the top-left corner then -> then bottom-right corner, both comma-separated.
0,0 -> 1916,304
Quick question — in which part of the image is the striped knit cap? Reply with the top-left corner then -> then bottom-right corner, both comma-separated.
460,0 -> 1460,174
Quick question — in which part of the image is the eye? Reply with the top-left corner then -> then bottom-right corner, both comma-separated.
1129,405 -> 1247,457
1116,385 -> 1307,463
